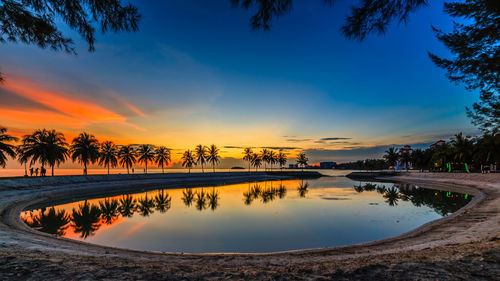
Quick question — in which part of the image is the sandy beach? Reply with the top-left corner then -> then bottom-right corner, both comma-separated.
0,172 -> 498,280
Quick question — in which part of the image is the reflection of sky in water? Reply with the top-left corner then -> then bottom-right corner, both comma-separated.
21,177 -> 471,253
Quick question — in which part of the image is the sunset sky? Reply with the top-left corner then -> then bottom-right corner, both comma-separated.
0,1 -> 479,167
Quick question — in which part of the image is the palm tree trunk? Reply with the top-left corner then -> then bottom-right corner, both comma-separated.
51,165 -> 54,176
162,165 -> 165,174
201,163 -> 204,173
248,160 -> 250,172
213,163 -> 215,173
145,162 -> 148,174
107,164 -> 110,175
127,165 -> 130,174
84,162 -> 87,176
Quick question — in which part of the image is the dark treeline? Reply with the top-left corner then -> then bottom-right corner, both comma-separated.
338,132 -> 499,173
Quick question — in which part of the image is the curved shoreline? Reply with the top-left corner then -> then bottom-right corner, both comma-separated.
0,172 -> 499,279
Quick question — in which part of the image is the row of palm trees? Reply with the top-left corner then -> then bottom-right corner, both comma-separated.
1,127 -> 312,176
0,128 -> 172,176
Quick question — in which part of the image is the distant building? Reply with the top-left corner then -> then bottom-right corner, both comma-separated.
289,164 -> 299,169
319,162 -> 336,169
430,140 -> 445,149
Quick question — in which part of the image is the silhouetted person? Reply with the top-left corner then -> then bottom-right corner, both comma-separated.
132,168 -> 134,174
41,167 -> 46,177
29,168 -> 34,177
35,168 -> 39,177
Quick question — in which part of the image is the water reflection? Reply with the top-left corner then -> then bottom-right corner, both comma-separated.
352,182 -> 472,216
71,200 -> 101,238
21,180 -> 472,241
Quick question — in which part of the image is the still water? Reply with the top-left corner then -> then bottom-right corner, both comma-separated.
21,176 -> 472,253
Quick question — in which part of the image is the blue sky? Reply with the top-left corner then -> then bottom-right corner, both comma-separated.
0,0 -> 480,164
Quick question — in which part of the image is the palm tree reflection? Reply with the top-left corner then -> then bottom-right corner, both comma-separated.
195,189 -> 207,211
137,193 -> 155,217
118,194 -> 136,217
71,200 -> 102,238
383,187 -> 400,206
182,189 -> 195,207
154,190 -> 172,213
23,207 -> 70,236
99,198 -> 119,224
297,181 -> 309,198
277,181 -> 287,199
207,188 -> 220,211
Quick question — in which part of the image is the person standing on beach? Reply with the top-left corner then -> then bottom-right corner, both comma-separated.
35,168 -> 39,176
29,168 -> 34,177
41,167 -> 46,176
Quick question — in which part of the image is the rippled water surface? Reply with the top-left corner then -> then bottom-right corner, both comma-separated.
21,176 -> 472,253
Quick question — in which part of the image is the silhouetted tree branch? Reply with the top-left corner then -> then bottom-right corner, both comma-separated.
429,0 -> 499,133
0,0 -> 141,81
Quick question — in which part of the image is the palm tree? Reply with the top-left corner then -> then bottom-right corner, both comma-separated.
384,147 -> 398,170
383,187 -> 400,206
277,152 -> 287,171
155,146 -> 171,173
16,141 -> 30,176
194,144 -> 207,172
206,144 -> 220,172
296,152 -> 309,172
182,149 -> 196,173
260,148 -> 270,170
0,127 -> 18,168
99,141 -> 118,175
118,145 -> 136,174
138,144 -> 155,174
242,147 -> 253,172
297,180 -> 309,197
251,153 -> 262,171
399,151 -> 411,172
268,150 -> 278,170
451,132 -> 474,172
70,132 -> 100,175
21,129 -> 68,176
195,189 -> 207,211
474,134 -> 499,170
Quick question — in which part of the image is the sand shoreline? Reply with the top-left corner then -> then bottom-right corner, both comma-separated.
0,172 -> 499,280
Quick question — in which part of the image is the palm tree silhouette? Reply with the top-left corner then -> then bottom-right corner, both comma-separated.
260,148 -> 270,170
277,152 -> 287,171
251,153 -> 262,171
206,144 -> 220,172
384,147 -> 398,170
138,144 -> 155,174
251,183 -> 262,199
207,188 -> 220,211
268,150 -> 277,171
0,127 -> 18,169
296,152 -> 309,172
155,146 -> 171,174
99,141 -> 118,175
70,132 -> 100,175
118,194 -> 137,217
243,147 -> 253,172
99,198 -> 119,224
23,207 -> 70,236
137,193 -> 155,216
182,150 -> 196,173
16,140 -> 30,176
182,188 -> 195,207
118,145 -> 136,174
154,190 -> 172,213
71,200 -> 102,238
21,129 -> 68,176
194,144 -> 208,172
